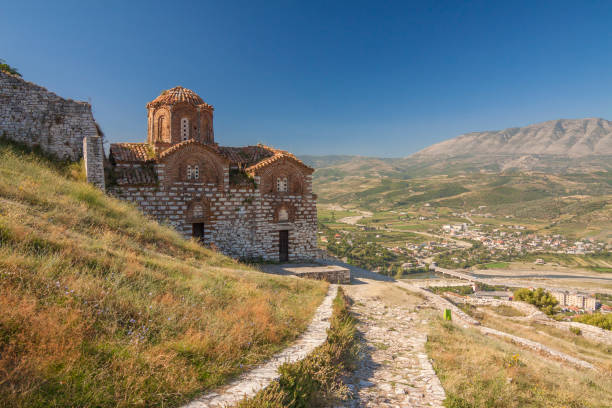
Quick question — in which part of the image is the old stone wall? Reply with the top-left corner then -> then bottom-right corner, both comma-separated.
111,164 -> 317,261
0,71 -> 98,160
83,136 -> 105,191
449,294 -> 612,345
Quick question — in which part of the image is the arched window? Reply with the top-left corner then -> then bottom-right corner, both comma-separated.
187,165 -> 192,180
192,203 -> 204,219
157,116 -> 165,141
181,118 -> 189,141
276,177 -> 288,192
194,165 -> 199,180
278,208 -> 289,222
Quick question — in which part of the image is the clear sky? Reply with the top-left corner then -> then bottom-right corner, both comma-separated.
3,1 -> 612,157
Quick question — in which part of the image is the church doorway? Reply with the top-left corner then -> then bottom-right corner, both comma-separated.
279,230 -> 289,262
192,223 -> 205,243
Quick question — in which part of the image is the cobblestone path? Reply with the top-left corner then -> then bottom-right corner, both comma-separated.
182,284 -> 338,408
342,292 -> 446,407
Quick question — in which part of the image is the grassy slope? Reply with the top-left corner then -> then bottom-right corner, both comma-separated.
426,316 -> 612,408
0,141 -> 328,407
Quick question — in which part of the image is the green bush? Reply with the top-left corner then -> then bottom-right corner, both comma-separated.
0,59 -> 21,76
513,288 -> 558,315
573,313 -> 612,331
569,326 -> 582,336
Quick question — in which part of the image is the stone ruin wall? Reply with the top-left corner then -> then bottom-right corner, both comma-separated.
449,294 -> 612,345
0,71 -> 98,161
111,164 -> 318,261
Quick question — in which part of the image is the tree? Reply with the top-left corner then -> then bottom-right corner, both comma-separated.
0,59 -> 21,77
514,288 -> 558,315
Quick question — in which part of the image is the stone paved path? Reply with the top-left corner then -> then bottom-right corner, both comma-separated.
342,291 -> 446,407
182,284 -> 338,408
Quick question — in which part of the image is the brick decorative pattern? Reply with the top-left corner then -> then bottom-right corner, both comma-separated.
110,172 -> 318,261
0,71 -> 98,160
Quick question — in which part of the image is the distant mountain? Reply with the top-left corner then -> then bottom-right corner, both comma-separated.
299,155 -> 358,169
413,118 -> 612,158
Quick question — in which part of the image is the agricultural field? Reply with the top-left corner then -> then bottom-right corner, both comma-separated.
313,154 -> 611,282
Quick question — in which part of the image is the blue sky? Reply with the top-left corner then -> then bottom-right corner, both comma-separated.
3,1 -> 612,157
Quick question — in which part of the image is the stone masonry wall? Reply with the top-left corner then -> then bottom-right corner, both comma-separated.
111,164 -> 318,261
83,136 -> 105,192
0,71 -> 98,160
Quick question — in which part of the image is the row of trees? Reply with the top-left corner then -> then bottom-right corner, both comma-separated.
573,313 -> 612,330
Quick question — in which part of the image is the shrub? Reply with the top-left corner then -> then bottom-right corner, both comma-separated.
0,59 -> 21,76
569,326 -> 582,336
573,313 -> 612,331
513,288 -> 558,315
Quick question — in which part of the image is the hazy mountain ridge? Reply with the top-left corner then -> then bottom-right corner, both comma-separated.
301,118 -> 612,175
413,118 -> 612,158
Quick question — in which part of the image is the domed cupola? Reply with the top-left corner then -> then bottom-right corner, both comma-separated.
146,86 -> 215,149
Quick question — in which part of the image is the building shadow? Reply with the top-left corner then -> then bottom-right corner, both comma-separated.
342,321 -> 381,406
318,259 -> 397,284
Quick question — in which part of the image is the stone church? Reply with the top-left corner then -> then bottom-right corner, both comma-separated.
108,86 -> 317,261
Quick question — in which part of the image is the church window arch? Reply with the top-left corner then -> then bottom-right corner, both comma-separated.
278,207 -> 289,222
276,177 -> 288,192
181,118 -> 189,141
157,116 -> 165,142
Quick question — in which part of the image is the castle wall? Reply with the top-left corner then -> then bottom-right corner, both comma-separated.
111,164 -> 317,261
0,71 -> 98,160
83,136 -> 106,192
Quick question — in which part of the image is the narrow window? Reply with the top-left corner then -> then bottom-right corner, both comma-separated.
278,208 -> 289,222
194,165 -> 199,180
192,204 -> 204,219
187,165 -> 192,180
181,118 -> 189,141
276,177 -> 288,192
157,116 -> 165,141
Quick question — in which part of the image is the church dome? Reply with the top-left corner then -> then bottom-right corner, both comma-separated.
146,86 -> 213,109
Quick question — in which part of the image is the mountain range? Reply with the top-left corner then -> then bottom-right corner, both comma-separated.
301,117 -> 612,174
413,118 -> 612,158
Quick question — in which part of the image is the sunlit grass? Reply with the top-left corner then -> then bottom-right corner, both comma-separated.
0,140 -> 328,407
426,312 -> 612,407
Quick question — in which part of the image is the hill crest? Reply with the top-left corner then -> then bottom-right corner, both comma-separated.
413,118 -> 612,158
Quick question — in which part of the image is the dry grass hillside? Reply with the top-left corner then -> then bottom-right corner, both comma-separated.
0,140 -> 328,407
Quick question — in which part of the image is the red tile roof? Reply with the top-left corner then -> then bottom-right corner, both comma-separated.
110,143 -> 152,163
115,166 -> 157,186
109,141 -> 312,174
156,139 -> 228,161
245,146 -> 314,174
146,86 -> 213,110
217,145 -> 275,167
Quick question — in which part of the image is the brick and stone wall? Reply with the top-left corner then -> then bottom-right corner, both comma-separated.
110,163 -> 318,261
83,136 -> 105,192
0,71 -> 98,160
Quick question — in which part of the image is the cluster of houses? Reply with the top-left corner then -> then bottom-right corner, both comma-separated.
391,241 -> 462,261
549,290 -> 599,312
440,223 -> 607,255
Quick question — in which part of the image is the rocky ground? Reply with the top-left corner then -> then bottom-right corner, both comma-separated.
341,275 -> 446,407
